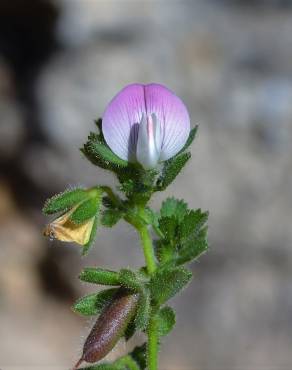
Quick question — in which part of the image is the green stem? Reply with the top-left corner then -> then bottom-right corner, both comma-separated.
100,186 -> 122,207
147,315 -> 159,370
138,224 -> 156,275
129,206 -> 158,369
137,208 -> 158,370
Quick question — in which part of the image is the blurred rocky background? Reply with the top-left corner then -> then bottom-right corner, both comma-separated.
1,0 -> 292,369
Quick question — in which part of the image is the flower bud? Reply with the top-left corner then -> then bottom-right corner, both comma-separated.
73,289 -> 139,369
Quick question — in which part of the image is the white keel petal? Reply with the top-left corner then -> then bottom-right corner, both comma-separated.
136,114 -> 161,169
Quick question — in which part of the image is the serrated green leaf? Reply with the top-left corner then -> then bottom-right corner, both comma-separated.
177,125 -> 198,155
155,306 -> 176,337
159,216 -> 177,242
156,152 -> 191,191
141,208 -> 159,227
150,267 -> 192,305
119,269 -> 142,291
178,209 -> 209,239
79,268 -> 120,286
101,209 -> 123,227
42,188 -> 87,215
160,197 -> 188,222
154,239 -> 175,264
135,289 -> 150,331
70,198 -> 100,224
140,208 -> 163,238
82,215 -> 98,256
176,226 -> 209,265
72,288 -> 118,316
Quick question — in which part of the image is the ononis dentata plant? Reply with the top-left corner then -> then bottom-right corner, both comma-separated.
42,83 -> 210,370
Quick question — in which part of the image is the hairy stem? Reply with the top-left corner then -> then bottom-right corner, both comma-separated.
147,314 -> 159,370
136,207 -> 158,370
138,224 -> 156,275
128,206 -> 158,369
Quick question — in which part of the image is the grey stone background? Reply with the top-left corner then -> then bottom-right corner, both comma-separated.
0,0 -> 292,369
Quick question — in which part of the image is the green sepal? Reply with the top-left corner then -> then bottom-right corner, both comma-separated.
155,306 -> 176,337
134,288 -> 151,331
72,288 -> 118,316
82,214 -> 98,256
79,267 -> 120,286
101,209 -> 124,227
42,188 -> 87,215
70,197 -> 101,224
150,267 -> 192,306
155,152 -> 191,191
177,125 -> 198,155
82,132 -> 128,170
118,269 -> 142,291
89,140 -> 128,167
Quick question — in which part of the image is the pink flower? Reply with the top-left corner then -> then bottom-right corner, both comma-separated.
102,83 -> 190,169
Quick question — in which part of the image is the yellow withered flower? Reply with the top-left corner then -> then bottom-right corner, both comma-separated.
43,206 -> 95,246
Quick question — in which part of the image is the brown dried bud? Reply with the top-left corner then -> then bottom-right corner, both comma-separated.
74,289 -> 139,369
43,205 -> 95,246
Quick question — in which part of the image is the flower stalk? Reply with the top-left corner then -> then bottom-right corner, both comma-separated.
138,224 -> 156,276
136,206 -> 157,276
147,314 -> 159,370
135,211 -> 159,369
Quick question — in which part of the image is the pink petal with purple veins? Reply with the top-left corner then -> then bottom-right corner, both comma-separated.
144,83 -> 190,161
102,84 -> 146,161
102,83 -> 190,165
